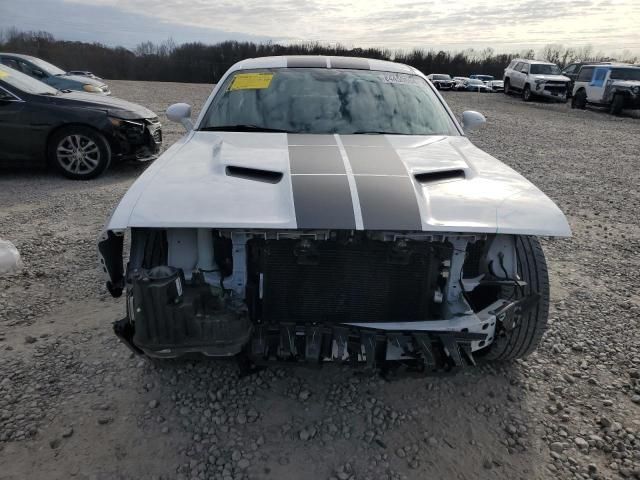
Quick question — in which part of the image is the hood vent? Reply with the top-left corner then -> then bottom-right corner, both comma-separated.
225,166 -> 283,184
414,169 -> 466,184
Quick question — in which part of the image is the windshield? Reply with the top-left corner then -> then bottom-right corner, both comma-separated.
200,68 -> 458,136
432,74 -> 451,80
530,64 -> 561,75
610,68 -> 640,81
0,65 -> 58,95
27,57 -> 66,76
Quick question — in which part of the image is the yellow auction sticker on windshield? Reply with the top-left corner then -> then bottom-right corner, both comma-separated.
228,73 -> 274,91
0,71 -> 9,79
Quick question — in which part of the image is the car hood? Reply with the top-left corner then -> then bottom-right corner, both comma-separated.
530,74 -> 570,82
105,132 -> 570,236
45,91 -> 156,119
58,73 -> 106,87
613,80 -> 640,88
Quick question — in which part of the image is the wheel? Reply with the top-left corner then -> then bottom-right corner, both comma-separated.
610,94 -> 624,115
504,79 -> 511,95
48,126 -> 111,180
522,84 -> 532,102
478,236 -> 549,362
573,89 -> 587,110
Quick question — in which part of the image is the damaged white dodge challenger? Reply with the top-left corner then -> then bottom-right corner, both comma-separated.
98,56 -> 570,371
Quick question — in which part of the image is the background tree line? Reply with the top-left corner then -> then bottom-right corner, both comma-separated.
1,28 -> 637,84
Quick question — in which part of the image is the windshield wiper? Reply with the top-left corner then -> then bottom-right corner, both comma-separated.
200,124 -> 295,133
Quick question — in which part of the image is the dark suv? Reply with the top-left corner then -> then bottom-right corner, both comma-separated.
562,62 -> 613,96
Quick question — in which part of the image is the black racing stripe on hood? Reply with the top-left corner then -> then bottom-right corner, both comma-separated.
289,146 -> 345,175
355,176 -> 422,231
341,135 -> 422,231
287,134 -> 355,229
291,175 -> 356,229
340,135 -> 406,175
286,56 -> 327,68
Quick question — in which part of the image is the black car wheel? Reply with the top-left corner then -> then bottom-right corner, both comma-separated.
48,126 -> 111,180
610,94 -> 625,115
522,85 -> 532,102
504,79 -> 511,95
478,236 -> 549,362
572,89 -> 587,110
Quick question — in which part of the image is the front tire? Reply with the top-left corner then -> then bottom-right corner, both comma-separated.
610,94 -> 625,115
522,84 -> 532,102
48,126 -> 111,180
479,236 -> 549,362
504,79 -> 511,95
572,89 -> 587,110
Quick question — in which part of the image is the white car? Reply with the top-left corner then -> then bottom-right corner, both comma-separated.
503,59 -> 570,102
571,64 -> 640,115
487,80 -> 504,92
98,56 -> 570,371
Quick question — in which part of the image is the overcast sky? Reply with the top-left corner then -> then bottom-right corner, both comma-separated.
1,0 -> 638,55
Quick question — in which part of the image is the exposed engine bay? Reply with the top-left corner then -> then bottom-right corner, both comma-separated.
99,228 -> 538,370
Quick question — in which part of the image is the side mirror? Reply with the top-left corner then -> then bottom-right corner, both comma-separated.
461,110 -> 486,134
166,103 -> 193,131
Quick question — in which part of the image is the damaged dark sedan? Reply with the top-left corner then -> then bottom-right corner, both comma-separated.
0,64 -> 161,179
99,56 -> 570,372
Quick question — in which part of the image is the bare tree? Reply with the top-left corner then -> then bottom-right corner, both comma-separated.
540,44 -> 565,64
2,28 -> 630,84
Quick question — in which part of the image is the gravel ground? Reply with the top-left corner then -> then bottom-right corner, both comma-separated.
1,80 -> 639,480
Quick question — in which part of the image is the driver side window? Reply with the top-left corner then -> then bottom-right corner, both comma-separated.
1,58 -> 20,70
19,60 -> 44,78
520,63 -> 529,74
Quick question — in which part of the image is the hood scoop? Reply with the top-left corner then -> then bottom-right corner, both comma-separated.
225,165 -> 283,184
414,169 -> 466,184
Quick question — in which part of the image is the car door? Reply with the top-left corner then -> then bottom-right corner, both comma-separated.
586,67 -> 609,103
0,85 -> 36,164
510,62 -> 524,89
518,63 -> 530,89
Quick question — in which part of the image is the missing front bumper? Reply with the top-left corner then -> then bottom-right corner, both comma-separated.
114,316 -> 486,369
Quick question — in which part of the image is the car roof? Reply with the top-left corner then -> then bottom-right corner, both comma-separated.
511,58 -> 556,65
230,55 -> 419,75
0,52 -> 37,61
580,64 -> 638,69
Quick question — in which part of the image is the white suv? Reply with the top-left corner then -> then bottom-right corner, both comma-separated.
571,64 -> 640,115
503,59 -> 570,102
